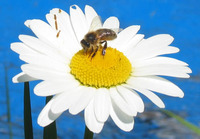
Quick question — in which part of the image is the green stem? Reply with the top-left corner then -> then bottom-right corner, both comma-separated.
43,96 -> 57,139
5,65 -> 13,139
84,126 -> 93,139
162,109 -> 200,136
24,82 -> 33,139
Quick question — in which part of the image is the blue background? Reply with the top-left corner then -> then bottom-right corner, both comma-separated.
0,0 -> 199,138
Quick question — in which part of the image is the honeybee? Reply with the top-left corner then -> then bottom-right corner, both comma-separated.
81,16 -> 118,57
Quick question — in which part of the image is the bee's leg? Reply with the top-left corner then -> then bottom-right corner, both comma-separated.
85,48 -> 88,55
102,41 -> 107,56
88,46 -> 94,57
92,46 -> 99,58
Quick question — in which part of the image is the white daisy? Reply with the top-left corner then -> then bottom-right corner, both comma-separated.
11,5 -> 191,133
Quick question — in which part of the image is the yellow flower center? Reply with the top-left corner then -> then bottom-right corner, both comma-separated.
70,47 -> 132,88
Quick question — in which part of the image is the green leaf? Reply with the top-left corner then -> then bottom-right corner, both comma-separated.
43,96 -> 57,139
84,126 -> 94,139
24,82 -> 33,139
162,109 -> 200,136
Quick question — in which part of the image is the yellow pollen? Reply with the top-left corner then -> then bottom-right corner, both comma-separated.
70,47 -> 132,88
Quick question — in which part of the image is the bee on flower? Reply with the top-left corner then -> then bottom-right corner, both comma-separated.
11,5 -> 191,133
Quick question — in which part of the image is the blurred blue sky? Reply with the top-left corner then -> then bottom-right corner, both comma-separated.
0,0 -> 200,138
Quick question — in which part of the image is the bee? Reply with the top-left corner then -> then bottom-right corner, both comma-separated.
81,16 -> 118,58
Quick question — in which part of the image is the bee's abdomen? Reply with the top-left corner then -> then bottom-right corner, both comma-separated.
96,29 -> 117,40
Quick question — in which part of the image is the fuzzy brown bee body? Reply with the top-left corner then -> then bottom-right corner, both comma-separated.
81,28 -> 117,57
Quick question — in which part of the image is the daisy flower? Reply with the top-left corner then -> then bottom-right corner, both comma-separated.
11,5 -> 191,133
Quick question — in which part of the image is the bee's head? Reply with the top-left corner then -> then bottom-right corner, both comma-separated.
80,39 -> 90,50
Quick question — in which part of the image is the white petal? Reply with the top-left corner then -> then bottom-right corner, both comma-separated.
38,96 -> 62,127
46,8 -> 63,29
127,76 -> 184,98
94,88 -> 111,122
133,57 -> 188,67
70,5 -> 88,42
110,97 -> 134,132
24,20 -> 31,27
46,14 -> 55,30
34,80 -> 79,96
159,46 -> 180,54
19,35 -> 67,62
84,99 -> 104,133
103,16 -> 119,32
132,87 -> 165,108
132,65 -> 191,78
69,87 -> 95,115
129,34 -> 175,59
123,34 -> 144,55
130,45 -> 179,61
117,86 -> 144,113
19,54 -> 70,73
21,64 -> 69,81
51,86 -> 84,114
46,10 -> 80,56
49,8 -> 61,14
110,25 -> 140,50
12,72 -> 38,83
11,42 -> 37,55
136,34 -> 174,50
85,5 -> 98,29
25,19 -> 59,48
109,87 -> 136,116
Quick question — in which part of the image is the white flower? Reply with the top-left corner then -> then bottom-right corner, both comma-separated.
11,5 -> 191,133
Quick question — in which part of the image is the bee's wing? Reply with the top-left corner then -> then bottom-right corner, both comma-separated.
110,28 -> 123,34
118,28 -> 123,33
89,16 -> 102,31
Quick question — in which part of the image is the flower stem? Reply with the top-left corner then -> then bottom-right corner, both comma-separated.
24,82 -> 33,139
162,109 -> 200,136
43,96 -> 57,139
84,126 -> 93,139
